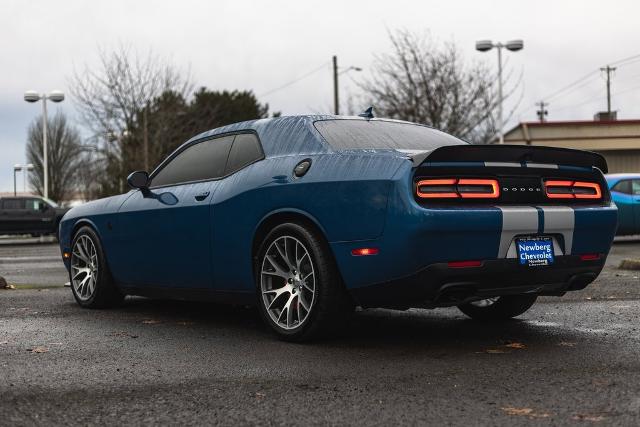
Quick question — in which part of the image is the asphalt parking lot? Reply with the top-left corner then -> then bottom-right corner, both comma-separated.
1,237 -> 639,425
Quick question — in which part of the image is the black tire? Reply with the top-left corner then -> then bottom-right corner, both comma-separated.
255,222 -> 354,342
70,226 -> 124,308
457,295 -> 537,321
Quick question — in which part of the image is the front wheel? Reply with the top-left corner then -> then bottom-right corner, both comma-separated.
457,295 -> 537,321
255,222 -> 353,342
70,226 -> 123,308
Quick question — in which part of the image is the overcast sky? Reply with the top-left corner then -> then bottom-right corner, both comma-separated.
2,0 -> 640,192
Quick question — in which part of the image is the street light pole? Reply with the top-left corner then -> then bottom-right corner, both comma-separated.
13,164 -> 34,196
13,165 -> 19,196
475,39 -> 523,144
24,90 -> 65,200
496,46 -> 504,145
42,96 -> 48,198
333,55 -> 339,115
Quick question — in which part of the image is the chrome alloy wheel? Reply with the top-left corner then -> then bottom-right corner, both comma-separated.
260,235 -> 316,330
470,297 -> 500,308
71,234 -> 99,301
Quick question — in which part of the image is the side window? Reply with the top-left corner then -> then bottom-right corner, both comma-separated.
25,199 -> 46,211
632,180 -> 640,195
612,180 -> 632,194
151,135 -> 234,187
225,133 -> 264,175
2,199 -> 25,210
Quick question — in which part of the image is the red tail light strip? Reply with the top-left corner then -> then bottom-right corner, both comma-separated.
415,179 -> 458,198
416,178 -> 500,199
544,180 -> 602,199
457,179 -> 500,199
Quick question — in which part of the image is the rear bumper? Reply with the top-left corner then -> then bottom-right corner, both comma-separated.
349,255 -> 605,308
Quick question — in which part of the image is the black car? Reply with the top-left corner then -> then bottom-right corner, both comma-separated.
0,196 -> 69,239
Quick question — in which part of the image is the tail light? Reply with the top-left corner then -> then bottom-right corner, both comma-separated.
544,180 -> 602,199
416,178 -> 499,199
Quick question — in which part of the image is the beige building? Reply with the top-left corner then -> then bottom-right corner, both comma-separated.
503,119 -> 640,173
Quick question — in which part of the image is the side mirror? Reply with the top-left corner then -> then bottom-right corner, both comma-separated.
127,171 -> 150,190
39,203 -> 49,212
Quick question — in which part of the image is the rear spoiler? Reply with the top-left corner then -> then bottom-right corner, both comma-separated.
407,144 -> 608,173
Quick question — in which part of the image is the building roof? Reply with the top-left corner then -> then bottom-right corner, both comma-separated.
503,119 -> 640,152
517,119 -> 640,127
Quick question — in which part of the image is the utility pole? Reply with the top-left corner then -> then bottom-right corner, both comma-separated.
333,55 -> 339,115
143,105 -> 149,171
600,65 -> 616,114
535,101 -> 549,123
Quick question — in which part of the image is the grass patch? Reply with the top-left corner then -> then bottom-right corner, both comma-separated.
10,284 -> 65,290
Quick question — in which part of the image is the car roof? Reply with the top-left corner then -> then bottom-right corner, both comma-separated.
605,173 -> 640,181
184,115 -> 441,158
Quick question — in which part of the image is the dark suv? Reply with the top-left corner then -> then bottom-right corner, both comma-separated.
0,196 -> 69,239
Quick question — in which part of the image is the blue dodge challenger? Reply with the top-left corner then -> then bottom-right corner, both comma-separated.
59,115 -> 618,341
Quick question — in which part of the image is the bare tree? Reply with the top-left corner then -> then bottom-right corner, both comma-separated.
360,30 -> 519,144
26,112 -> 83,203
68,45 -> 191,195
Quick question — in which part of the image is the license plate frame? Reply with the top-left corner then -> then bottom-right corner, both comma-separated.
516,236 -> 555,267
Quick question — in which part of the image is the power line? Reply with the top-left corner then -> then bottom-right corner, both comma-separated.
516,51 -> 640,120
258,62 -> 330,97
549,81 -> 640,113
610,53 -> 640,67
544,70 -> 600,102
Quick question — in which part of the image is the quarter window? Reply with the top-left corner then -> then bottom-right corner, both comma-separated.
632,180 -> 640,195
612,180 -> 632,194
151,135 -> 234,187
225,133 -> 264,175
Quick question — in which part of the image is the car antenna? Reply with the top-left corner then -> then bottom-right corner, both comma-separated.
358,106 -> 374,119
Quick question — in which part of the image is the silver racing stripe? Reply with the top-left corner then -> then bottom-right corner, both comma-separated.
539,206 -> 575,255
484,161 -> 522,168
526,163 -> 558,169
496,206 -> 539,258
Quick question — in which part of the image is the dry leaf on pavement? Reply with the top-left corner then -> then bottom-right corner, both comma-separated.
505,342 -> 526,349
482,349 -> 508,354
502,407 -> 551,418
28,346 -> 49,353
572,414 -> 605,422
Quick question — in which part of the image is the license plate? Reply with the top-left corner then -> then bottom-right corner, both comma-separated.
517,237 -> 554,267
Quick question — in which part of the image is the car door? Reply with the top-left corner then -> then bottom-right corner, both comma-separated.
24,198 -> 56,233
112,135 -> 234,289
632,179 -> 640,234
610,179 -> 635,235
0,198 -> 26,233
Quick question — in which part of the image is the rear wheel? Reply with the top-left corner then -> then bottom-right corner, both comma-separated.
255,222 -> 353,342
457,295 -> 537,321
70,226 -> 123,308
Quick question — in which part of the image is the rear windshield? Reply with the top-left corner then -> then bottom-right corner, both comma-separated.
314,119 -> 465,151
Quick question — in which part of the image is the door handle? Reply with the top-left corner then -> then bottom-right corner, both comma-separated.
194,191 -> 210,201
